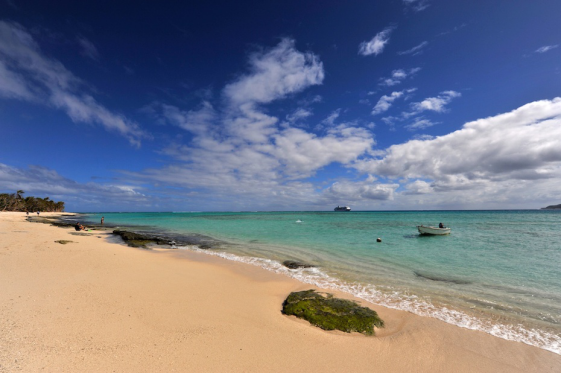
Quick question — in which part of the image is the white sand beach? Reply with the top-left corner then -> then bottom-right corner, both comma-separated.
0,212 -> 559,372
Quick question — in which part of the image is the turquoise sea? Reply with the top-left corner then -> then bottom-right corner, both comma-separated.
79,210 -> 561,354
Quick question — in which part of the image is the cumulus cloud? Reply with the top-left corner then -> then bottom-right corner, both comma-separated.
372,91 -> 404,115
359,27 -> 393,56
409,90 -> 460,113
380,67 -> 421,86
322,179 -> 399,202
356,98 -> 561,191
0,21 -> 145,146
398,41 -> 428,55
403,179 -> 433,195
223,38 -> 324,106
535,45 -> 558,53
348,97 -> 561,209
372,88 -> 416,115
130,38 -> 375,205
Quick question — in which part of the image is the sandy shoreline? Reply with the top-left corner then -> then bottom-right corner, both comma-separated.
0,212 -> 559,372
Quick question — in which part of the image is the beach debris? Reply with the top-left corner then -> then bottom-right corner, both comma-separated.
54,240 -> 74,245
282,289 -> 384,335
282,260 -> 316,269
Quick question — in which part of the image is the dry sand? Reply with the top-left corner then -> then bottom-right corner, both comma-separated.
0,211 -> 559,372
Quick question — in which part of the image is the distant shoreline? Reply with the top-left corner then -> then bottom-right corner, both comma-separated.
75,208 -> 562,214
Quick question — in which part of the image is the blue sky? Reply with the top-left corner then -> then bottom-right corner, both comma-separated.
0,0 -> 560,211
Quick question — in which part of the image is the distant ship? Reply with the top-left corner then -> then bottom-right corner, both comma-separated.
334,206 -> 351,212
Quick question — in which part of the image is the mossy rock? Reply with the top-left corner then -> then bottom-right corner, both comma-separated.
282,289 -> 384,335
112,230 -> 171,247
126,239 -> 153,248
54,240 -> 74,245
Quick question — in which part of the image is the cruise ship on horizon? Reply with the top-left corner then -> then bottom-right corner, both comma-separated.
334,206 -> 351,212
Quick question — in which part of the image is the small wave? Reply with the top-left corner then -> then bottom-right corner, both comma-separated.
179,245 -> 561,355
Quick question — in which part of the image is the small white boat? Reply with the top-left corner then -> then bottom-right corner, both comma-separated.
417,225 -> 451,235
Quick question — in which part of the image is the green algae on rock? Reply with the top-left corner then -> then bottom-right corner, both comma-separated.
282,289 -> 384,335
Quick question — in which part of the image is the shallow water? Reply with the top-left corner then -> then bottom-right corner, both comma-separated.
82,210 -> 561,354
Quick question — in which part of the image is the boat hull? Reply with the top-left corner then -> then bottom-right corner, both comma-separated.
334,206 -> 351,211
417,225 -> 451,235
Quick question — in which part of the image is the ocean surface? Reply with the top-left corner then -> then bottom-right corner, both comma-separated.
78,210 -> 561,354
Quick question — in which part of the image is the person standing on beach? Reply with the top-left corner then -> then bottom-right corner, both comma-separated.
101,216 -> 104,225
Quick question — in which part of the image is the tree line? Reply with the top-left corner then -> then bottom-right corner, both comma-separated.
0,190 -> 65,212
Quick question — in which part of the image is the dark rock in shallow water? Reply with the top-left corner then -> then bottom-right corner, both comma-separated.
282,260 -> 316,269
282,289 -> 384,335
112,230 -> 174,248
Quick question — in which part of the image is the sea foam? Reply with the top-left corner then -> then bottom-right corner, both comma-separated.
183,245 -> 561,355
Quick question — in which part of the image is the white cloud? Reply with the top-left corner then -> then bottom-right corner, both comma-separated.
410,90 -> 461,113
322,179 -> 399,202
380,67 -> 421,86
286,108 -> 313,123
0,60 -> 35,99
535,45 -> 558,53
403,0 -> 430,12
0,21 -> 146,146
268,126 -> 374,178
411,134 -> 435,141
223,38 -> 324,106
350,98 -> 561,209
160,101 -> 216,136
403,180 -> 433,195
320,109 -> 341,127
133,39 -> 375,203
359,27 -> 393,56
77,36 -> 100,61
398,41 -> 428,55
356,98 -> 561,194
372,88 -> 416,115
372,91 -> 404,115
405,117 -> 437,130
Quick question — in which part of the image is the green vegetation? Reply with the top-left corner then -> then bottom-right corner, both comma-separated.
282,289 -> 384,335
0,190 -> 65,212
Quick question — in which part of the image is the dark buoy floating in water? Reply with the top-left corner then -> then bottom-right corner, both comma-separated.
377,238 -> 382,242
